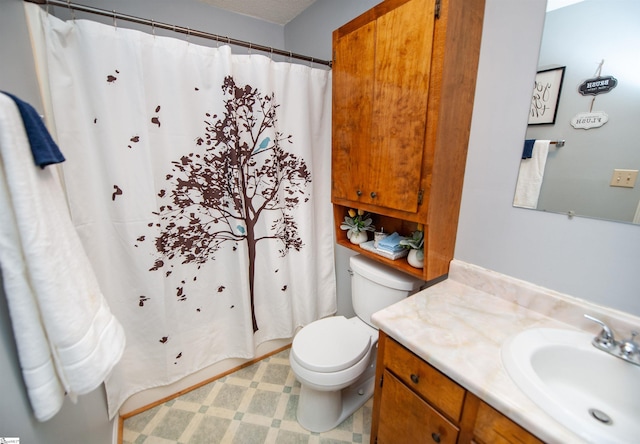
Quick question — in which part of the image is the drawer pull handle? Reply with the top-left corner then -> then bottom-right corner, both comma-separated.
370,191 -> 377,198
410,373 -> 419,384
431,432 -> 441,443
356,189 -> 362,196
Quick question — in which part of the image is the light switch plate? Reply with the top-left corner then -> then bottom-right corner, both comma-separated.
610,169 -> 639,188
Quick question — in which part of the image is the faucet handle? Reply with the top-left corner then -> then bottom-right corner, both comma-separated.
584,314 -> 616,349
620,331 -> 639,359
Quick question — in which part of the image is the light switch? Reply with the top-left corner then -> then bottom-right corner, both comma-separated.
610,169 -> 639,188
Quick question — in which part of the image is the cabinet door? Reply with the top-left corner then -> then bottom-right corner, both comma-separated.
332,20 -> 375,205
459,394 -> 544,444
377,370 -> 459,444
369,0 -> 435,213
332,0 -> 437,213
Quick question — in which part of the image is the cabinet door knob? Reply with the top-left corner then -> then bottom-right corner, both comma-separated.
370,191 -> 377,198
410,373 -> 419,384
356,189 -> 362,196
431,432 -> 441,443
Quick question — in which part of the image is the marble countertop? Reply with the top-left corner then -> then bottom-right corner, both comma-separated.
371,260 -> 640,444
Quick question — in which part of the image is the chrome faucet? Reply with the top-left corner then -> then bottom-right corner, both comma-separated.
584,314 -> 640,367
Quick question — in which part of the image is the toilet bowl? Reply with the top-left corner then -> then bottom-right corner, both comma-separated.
290,316 -> 378,432
290,255 -> 424,433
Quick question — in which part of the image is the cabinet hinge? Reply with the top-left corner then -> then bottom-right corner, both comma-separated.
417,189 -> 424,206
379,374 -> 384,388
435,0 -> 441,19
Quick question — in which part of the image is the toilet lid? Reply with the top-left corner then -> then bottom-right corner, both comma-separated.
292,316 -> 372,373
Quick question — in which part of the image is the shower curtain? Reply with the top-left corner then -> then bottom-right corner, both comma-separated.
25,4 -> 336,418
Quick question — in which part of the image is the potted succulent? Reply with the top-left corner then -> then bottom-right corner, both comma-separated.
340,208 -> 374,244
399,225 -> 424,268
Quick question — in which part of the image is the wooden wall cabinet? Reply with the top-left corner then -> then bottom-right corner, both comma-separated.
331,0 -> 485,281
371,332 -> 545,444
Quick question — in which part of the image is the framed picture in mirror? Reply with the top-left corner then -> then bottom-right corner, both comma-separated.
529,66 -> 565,125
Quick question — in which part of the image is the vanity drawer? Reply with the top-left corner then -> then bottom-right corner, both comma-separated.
383,337 -> 466,422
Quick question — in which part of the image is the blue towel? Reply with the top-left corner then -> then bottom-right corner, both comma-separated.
2,92 -> 65,168
522,139 -> 535,159
377,232 -> 405,253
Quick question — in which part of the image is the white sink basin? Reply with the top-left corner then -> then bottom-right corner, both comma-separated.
502,328 -> 640,444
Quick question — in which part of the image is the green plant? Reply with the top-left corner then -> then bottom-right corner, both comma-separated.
399,228 -> 424,250
340,208 -> 374,239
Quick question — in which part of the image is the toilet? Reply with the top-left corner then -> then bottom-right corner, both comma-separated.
290,254 -> 423,432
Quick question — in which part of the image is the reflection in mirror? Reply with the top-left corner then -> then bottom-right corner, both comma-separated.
513,0 -> 640,224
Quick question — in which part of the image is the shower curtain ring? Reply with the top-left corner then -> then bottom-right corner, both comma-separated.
151,20 -> 155,37
67,0 -> 76,22
112,10 -> 117,30
187,27 -> 190,44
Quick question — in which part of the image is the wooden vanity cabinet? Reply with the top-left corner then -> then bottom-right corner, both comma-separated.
331,0 -> 485,281
371,332 -> 545,444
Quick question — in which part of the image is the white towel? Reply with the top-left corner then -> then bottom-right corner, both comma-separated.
0,93 -> 125,421
513,140 -> 550,209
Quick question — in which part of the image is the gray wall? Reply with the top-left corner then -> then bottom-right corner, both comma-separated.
526,0 -> 640,222
456,0 -> 640,316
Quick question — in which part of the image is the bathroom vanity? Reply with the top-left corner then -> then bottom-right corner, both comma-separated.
373,332 -> 542,443
331,0 -> 485,281
369,260 -> 640,444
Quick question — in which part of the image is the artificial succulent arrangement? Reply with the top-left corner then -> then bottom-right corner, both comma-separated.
340,208 -> 374,240
399,225 -> 424,252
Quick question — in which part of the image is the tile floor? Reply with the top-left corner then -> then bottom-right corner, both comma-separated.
122,348 -> 373,444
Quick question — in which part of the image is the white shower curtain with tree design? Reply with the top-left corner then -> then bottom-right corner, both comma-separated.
26,4 -> 336,418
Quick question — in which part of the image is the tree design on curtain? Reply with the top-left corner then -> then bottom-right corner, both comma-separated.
144,76 -> 311,333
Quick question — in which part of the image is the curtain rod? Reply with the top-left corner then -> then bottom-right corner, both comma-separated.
24,0 -> 332,68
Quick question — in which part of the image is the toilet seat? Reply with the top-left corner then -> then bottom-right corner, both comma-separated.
292,316 -> 372,373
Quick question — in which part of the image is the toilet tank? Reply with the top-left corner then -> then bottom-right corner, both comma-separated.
350,255 -> 424,328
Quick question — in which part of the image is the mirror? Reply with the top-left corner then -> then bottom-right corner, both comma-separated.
513,0 -> 640,224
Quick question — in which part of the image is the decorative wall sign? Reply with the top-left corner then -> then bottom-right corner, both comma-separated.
529,66 -> 566,125
578,75 -> 618,96
570,111 -> 609,129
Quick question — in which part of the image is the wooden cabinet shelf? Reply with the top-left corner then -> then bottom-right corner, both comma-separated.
333,204 -> 428,280
336,239 -> 424,280
331,0 -> 485,281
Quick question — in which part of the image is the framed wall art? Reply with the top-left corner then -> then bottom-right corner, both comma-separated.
528,66 -> 565,125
